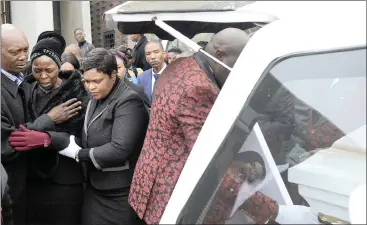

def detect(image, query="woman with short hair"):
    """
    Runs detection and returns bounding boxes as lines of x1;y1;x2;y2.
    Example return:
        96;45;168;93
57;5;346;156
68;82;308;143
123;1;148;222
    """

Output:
57;48;150;225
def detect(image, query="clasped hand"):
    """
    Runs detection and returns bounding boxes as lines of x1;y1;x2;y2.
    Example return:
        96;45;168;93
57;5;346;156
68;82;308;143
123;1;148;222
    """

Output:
58;135;81;160
8;125;51;151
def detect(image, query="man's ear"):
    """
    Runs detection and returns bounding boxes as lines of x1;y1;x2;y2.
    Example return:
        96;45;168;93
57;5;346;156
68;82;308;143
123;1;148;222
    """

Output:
215;49;225;61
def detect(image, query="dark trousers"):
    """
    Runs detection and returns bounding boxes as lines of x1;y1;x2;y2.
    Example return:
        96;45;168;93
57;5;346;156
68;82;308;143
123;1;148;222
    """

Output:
10;189;26;225
81;186;145;225
27;179;83;225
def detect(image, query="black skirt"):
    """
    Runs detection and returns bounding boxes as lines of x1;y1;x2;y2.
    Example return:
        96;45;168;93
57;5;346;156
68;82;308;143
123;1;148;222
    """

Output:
81;186;145;225
27;179;83;225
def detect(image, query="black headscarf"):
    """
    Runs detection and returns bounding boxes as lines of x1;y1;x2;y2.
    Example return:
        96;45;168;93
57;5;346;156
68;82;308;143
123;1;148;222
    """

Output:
30;31;66;68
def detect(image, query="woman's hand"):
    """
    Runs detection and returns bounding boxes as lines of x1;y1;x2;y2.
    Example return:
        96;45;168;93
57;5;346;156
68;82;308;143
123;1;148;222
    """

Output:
8;125;51;151
47;98;82;124
58;135;81;160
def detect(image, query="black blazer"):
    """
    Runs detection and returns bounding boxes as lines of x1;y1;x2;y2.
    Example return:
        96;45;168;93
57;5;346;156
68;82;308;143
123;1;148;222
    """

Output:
52;78;149;191
133;36;151;71
1;73;54;206
26;70;89;184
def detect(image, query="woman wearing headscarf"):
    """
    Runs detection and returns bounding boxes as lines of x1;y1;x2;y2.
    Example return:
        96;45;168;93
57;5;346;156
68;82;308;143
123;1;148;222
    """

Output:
53;48;149;225
8;31;89;224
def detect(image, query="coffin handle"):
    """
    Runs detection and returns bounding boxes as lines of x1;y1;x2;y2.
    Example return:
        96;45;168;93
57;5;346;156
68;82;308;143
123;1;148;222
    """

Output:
318;213;350;224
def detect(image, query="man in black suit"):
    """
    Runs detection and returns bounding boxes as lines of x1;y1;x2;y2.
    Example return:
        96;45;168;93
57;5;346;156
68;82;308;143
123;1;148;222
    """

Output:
129;34;151;71
1;24;82;225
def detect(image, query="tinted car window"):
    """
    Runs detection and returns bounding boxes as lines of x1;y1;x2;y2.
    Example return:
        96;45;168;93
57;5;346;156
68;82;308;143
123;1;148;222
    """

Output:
177;47;366;224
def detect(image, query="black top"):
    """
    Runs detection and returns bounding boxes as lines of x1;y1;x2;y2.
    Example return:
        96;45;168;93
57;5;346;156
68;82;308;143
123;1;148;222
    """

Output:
26;70;89;184
52;78;150;192
133;36;151;71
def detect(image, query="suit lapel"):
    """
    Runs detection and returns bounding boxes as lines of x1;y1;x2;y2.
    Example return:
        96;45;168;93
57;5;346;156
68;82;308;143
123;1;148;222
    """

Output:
146;70;153;98
84;80;125;136
1;73;19;98
134;36;146;50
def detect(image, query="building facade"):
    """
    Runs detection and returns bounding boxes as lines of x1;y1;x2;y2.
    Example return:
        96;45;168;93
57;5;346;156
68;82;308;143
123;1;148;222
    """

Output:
90;1;160;49
1;1;92;58
90;1;126;49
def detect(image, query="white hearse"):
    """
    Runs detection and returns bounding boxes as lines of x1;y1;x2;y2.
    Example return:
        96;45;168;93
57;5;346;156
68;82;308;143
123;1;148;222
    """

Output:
105;1;366;224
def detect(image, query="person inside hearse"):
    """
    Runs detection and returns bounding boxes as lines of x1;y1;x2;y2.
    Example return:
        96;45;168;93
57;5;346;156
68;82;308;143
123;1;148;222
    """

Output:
129;27;317;225
285;78;366;206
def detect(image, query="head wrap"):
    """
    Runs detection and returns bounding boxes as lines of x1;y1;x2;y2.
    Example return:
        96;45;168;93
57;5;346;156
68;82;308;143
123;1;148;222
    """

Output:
30;31;66;68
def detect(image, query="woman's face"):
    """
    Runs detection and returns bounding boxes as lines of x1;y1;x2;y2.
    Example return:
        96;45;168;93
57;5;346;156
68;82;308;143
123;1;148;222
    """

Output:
32;55;60;90
82;68;116;100
115;56;126;79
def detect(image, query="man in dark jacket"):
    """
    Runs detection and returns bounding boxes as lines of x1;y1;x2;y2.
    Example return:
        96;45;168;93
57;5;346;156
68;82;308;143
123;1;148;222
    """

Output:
74;28;95;58
1;24;82;225
130;34;151;71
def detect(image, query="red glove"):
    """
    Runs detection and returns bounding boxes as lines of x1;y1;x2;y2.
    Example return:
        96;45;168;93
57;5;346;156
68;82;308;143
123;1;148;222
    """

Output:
8;125;51;151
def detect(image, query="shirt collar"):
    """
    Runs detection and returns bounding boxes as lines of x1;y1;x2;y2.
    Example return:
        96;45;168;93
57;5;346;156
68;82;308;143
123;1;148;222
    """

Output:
193;53;220;89
1;69;24;86
152;63;167;75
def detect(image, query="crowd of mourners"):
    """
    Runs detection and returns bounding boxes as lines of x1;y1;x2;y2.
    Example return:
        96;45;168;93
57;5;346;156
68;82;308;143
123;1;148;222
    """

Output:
1;21;347;225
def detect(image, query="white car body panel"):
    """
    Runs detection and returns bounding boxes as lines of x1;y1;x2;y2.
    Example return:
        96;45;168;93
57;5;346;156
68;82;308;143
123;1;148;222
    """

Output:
160;2;366;224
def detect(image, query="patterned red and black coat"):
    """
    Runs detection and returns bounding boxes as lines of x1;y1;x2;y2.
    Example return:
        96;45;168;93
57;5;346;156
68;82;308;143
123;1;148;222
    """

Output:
129;56;280;224
128;56;220;224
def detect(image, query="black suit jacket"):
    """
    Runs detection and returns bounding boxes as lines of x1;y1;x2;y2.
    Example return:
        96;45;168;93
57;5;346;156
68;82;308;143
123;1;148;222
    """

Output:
51;78;149;192
133;36;151;71
26;70;89;185
1;73;54;223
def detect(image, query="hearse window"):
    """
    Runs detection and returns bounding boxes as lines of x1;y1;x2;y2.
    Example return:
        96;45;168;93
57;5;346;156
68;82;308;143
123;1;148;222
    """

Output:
177;47;366;224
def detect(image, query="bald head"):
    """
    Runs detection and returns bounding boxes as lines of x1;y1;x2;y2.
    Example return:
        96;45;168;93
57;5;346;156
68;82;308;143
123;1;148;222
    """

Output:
145;40;164;52
205;28;250;88
65;44;82;60
1;24;29;74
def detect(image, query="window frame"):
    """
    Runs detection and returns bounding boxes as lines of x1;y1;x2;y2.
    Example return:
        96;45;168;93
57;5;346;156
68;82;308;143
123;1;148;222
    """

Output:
103;30;116;49
166;46;366;224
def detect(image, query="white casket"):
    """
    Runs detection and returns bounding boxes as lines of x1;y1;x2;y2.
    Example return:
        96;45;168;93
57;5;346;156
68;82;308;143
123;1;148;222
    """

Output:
288;125;366;223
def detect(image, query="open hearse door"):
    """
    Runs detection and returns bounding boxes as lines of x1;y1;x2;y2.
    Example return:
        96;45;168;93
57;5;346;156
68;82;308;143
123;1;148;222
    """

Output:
104;1;366;224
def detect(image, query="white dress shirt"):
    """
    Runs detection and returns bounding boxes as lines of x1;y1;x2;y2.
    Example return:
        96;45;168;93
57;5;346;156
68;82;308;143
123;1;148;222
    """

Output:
151;63;167;91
